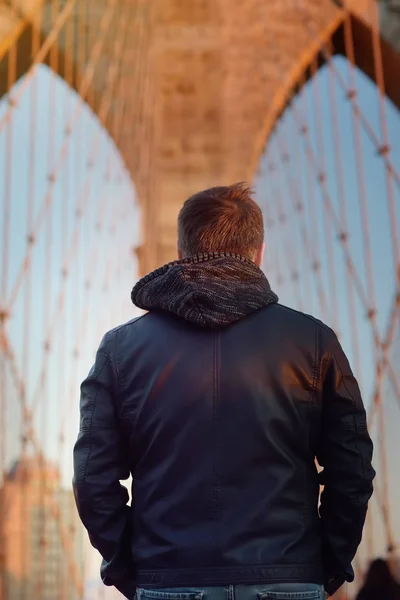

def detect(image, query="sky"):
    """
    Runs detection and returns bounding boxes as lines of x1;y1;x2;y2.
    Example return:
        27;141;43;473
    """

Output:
0;54;400;594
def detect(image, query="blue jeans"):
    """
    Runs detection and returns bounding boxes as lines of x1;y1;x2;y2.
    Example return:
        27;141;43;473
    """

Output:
136;584;327;600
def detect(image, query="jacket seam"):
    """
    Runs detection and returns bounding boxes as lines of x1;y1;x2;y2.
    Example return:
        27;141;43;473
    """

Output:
279;304;327;405
135;564;323;585
110;313;149;334
111;328;122;391
136;564;318;573
330;349;356;407
81;331;111;480
212;332;221;546
320;348;331;383
310;326;319;404
330;346;367;486
111;316;147;384
277;304;334;333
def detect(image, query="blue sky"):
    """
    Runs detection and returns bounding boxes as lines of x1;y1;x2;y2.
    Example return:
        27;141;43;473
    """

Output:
1;55;400;592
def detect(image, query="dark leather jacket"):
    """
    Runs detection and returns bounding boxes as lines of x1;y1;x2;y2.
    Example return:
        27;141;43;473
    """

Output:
73;253;375;599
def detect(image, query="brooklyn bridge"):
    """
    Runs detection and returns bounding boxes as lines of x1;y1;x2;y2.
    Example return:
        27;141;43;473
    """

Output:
0;0;399;598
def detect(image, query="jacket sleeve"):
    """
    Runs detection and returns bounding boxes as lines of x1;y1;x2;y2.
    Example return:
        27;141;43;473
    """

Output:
316;326;375;595
73;331;136;599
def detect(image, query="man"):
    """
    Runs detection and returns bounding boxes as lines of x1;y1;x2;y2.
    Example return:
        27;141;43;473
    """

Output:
73;183;375;600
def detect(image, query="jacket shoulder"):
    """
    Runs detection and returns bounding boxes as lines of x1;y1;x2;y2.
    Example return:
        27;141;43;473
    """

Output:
267;303;338;347
102;313;150;344
274;303;334;331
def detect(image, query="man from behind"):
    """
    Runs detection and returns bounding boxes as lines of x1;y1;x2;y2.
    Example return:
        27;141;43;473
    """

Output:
73;183;375;600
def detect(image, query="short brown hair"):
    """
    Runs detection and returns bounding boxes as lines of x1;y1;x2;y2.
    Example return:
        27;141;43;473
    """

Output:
177;182;264;259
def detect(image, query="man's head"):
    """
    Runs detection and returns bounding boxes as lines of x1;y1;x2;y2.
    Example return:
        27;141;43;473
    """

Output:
177;182;265;266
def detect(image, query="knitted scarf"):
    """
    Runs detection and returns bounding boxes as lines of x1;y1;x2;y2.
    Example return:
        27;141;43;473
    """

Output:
131;252;279;329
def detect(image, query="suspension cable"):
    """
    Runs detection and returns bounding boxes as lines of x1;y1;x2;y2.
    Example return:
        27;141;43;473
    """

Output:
273;127;331;318
258;160;287;297
263;151;304;310
293;0;400;191
256;1;395;563
27;3;134;421
288;96;400;410
0;0;77;134
310;56;341;333
326;35;362;379
5;0;119;314
0;2;138;597
36;2;61;595
366;0;400;285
